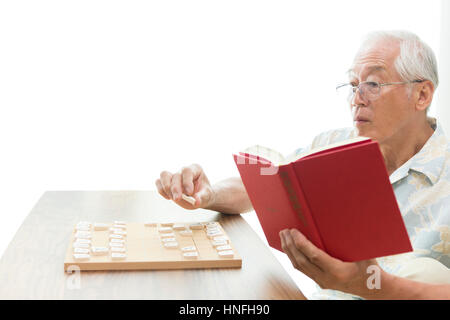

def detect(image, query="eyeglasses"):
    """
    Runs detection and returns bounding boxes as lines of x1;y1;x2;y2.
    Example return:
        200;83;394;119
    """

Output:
336;79;425;103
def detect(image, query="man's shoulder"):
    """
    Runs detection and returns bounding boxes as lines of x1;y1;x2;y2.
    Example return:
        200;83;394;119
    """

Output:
310;126;358;150
291;126;357;157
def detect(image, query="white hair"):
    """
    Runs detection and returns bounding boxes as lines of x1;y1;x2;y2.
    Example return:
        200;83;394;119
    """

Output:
356;30;439;89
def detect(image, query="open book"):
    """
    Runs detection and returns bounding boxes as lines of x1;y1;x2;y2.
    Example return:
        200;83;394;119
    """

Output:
233;137;412;262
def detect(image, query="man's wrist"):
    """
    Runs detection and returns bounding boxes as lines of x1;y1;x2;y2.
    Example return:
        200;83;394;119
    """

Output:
360;270;397;299
203;185;218;211
360;270;430;300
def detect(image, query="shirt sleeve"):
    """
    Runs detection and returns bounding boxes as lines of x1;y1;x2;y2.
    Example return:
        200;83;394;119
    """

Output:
287;126;357;160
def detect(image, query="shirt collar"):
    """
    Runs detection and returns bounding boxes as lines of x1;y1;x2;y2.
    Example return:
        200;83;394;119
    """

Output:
390;117;448;185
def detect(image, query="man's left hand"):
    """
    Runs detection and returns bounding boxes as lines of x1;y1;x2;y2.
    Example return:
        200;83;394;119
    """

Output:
280;228;381;298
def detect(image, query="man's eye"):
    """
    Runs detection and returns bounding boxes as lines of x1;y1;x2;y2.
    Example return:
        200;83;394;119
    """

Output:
366;81;378;88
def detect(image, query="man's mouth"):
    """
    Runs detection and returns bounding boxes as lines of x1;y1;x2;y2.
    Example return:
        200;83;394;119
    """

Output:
351;107;371;123
354;116;370;123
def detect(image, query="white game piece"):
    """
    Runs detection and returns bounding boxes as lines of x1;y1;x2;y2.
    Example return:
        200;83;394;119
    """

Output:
75;223;91;230
160;232;176;238
207;231;224;239
77;221;91;227
189;223;203;230
112;224;126;230
109;234;124;239
172;224;186;231
73;247;90;254
213;236;228;242
218;250;234;258
206;225;220;232
110;238;125;243
181;246;197;252
113;230;127;236
109;242;124;247
75;230;91;236
111;247;126;253
73;253;90;260
207;232;223;238
216;244;232;251
73;242;90;248
206;232;223;239
158;227;173;233
73;238;91;244
144;222;157;227
91;247;109;256
93;223;109;231
211;239;228;247
76;225;90;231
181;194;196;205
206;229;222;235
114;221;126;225
111;253;127;260
179;230;193;236
160;222;174;227
161;237;177;243
183;252;198;259
163;242;179;249
205;222;218;228
74;231;92;239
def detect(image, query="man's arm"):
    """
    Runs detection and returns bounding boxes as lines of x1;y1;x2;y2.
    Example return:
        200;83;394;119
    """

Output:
206;177;253;214
369;272;450;300
280;228;450;300
156;164;253;214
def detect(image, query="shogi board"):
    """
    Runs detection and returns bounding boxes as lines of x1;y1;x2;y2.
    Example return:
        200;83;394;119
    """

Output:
64;222;242;271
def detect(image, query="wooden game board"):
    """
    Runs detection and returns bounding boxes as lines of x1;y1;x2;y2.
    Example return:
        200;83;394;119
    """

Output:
64;221;242;271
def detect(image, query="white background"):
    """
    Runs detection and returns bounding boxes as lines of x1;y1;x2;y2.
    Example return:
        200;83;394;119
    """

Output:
0;0;443;298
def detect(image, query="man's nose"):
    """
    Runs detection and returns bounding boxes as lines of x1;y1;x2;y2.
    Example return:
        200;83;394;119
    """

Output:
351;87;368;106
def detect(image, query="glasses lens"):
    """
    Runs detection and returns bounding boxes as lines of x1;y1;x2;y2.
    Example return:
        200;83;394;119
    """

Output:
360;82;380;100
336;81;381;104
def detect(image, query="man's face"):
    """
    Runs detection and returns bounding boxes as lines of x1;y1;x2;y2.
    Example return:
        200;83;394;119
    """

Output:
348;40;416;143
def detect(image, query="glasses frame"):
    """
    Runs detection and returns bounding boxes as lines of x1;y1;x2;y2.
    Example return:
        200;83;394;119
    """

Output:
336;79;425;102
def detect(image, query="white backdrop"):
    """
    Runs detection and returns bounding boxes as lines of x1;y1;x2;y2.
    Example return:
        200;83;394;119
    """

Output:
0;0;442;299
437;0;450;133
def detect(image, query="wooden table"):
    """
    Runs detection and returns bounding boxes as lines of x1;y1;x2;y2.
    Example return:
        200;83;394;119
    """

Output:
0;191;305;299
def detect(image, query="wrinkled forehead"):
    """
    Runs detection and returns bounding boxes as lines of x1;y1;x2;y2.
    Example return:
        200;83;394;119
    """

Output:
347;65;388;80
348;39;400;80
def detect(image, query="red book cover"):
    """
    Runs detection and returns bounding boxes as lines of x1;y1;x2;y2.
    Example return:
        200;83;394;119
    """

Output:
233;140;412;262
233;153;324;252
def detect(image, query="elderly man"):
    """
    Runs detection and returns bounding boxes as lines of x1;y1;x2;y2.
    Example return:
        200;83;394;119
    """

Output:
156;30;450;299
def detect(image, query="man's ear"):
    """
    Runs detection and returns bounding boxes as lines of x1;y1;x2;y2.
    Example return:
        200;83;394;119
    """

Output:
415;80;435;112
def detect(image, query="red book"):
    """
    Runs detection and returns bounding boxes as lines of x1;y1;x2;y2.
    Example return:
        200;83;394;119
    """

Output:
233;138;412;262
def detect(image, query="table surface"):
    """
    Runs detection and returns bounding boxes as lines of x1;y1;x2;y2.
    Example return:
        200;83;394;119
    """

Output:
0;191;305;299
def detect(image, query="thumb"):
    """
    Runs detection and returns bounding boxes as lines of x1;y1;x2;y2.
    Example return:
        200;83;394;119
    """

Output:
193;188;212;208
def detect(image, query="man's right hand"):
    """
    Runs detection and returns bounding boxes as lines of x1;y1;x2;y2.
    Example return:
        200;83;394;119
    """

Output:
155;164;215;210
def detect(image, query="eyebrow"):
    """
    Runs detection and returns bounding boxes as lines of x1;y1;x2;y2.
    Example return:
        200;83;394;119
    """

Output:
347;65;387;79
